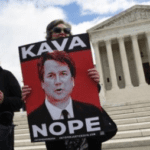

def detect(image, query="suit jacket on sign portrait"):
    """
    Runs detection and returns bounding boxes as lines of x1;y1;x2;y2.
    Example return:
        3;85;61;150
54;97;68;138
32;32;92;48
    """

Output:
28;99;117;143
28;99;102;137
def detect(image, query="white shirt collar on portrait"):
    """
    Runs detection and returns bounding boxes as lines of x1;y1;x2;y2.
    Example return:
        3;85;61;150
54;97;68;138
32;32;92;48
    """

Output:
45;97;74;120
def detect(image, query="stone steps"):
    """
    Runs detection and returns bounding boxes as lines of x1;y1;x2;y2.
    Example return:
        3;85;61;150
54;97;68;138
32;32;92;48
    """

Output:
14;120;150;132
15;146;46;150
104;101;150;111
14;128;150;140
15;129;29;134
118;121;150;131
15;133;30;140
114;129;150;139
114;116;150;125
111;111;150;120
14;99;150;150
103;99;150;108
102;136;150;150
14;109;150;122
15;139;45;147
102;146;150;150
14;115;150;127
108;106;150;115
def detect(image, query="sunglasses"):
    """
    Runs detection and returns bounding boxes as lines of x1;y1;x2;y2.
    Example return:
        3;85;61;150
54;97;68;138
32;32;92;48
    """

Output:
52;27;71;34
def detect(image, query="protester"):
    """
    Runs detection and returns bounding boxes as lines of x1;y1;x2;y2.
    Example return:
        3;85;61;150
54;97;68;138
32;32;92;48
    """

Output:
22;19;117;150
0;66;23;150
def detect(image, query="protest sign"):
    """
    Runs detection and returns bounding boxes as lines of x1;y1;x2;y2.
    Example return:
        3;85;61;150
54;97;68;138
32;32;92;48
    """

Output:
19;33;102;142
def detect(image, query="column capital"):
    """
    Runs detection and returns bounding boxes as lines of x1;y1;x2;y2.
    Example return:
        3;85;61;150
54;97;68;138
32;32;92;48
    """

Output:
117;34;124;38
117;36;124;41
130;33;138;39
104;38;112;44
92;41;99;46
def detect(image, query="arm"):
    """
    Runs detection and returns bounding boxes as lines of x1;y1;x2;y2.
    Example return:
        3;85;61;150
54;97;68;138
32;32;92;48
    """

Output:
0;71;23;111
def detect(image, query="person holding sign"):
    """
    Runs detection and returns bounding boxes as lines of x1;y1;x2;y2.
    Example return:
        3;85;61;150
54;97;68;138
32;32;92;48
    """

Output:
22;19;117;150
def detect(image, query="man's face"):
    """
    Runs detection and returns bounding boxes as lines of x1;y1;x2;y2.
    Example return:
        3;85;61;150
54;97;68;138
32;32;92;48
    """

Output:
41;60;74;103
51;24;70;40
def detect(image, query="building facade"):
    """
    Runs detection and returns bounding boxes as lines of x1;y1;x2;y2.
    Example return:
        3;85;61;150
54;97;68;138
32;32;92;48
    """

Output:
87;5;150;104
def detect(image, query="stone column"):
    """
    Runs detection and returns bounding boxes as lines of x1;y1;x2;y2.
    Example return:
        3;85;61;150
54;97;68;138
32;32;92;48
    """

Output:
118;36;133;87
105;39;119;89
92;42;106;91
145;31;150;65
131;34;147;85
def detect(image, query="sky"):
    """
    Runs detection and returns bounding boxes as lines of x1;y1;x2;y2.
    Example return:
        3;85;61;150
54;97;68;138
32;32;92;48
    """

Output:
0;0;150;85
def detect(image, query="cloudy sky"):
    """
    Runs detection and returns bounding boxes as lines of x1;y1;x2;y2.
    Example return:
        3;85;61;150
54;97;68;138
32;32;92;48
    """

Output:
0;0;150;85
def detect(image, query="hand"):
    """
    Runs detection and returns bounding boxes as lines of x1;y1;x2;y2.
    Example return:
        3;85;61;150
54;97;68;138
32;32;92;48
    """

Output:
22;85;32;103
0;90;4;104
87;67;100;83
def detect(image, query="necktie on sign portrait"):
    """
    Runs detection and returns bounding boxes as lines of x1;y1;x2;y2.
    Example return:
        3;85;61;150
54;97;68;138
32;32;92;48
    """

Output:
62;110;68;120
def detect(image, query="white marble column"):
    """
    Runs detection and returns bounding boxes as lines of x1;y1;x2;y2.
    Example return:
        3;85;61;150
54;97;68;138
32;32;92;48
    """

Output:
131;34;147;85
92;42;106;91
145;31;150;65
118;36;133;87
105;39;119;89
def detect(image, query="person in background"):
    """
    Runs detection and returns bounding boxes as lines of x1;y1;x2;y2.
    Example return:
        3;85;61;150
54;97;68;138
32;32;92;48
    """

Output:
22;19;116;150
0;66;23;150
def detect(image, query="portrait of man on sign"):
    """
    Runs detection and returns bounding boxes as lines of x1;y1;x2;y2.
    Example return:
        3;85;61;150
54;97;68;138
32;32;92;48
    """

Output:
28;50;102;142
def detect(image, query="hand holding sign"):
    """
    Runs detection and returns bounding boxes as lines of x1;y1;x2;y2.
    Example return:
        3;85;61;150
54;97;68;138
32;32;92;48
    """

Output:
0;90;4;104
88;67;100;83
22;85;32;102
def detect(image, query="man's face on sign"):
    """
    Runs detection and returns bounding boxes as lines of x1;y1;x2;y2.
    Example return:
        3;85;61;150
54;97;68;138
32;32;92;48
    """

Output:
41;60;74;103
51;24;70;40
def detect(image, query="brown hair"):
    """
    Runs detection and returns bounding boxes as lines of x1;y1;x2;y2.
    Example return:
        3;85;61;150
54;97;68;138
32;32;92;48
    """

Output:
37;51;76;82
46;19;72;40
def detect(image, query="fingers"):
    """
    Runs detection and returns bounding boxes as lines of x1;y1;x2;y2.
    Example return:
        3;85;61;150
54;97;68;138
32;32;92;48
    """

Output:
87;67;97;71
89;75;100;83
88;71;99;76
22;85;31;91
93;78;100;82
88;68;98;75
0;91;4;103
22;85;32;102
87;68;100;83
89;75;100;79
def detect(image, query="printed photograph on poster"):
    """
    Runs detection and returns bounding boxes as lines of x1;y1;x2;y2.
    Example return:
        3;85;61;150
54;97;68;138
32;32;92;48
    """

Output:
19;33;102;142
